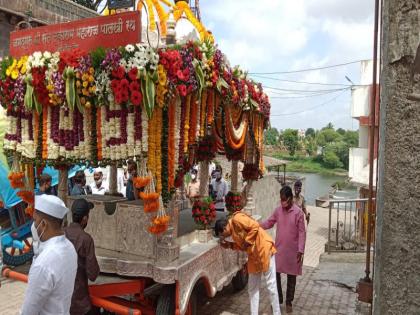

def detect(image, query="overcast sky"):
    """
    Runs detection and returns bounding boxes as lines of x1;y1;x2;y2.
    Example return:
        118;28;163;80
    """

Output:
200;0;375;131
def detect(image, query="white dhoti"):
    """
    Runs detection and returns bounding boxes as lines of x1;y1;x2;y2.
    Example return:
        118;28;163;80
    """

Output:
248;255;281;315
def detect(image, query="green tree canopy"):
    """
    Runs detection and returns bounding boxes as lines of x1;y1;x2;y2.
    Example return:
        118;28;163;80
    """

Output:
282;129;300;156
264;127;280;146
305;128;315;138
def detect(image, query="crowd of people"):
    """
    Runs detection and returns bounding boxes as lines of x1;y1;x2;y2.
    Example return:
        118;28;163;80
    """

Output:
27;161;308;315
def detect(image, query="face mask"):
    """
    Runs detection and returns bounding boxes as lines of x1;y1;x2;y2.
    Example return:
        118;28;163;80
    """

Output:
31;220;46;256
191;174;196;180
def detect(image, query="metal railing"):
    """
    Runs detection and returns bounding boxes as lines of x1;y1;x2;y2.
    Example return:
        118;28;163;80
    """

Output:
327;198;375;254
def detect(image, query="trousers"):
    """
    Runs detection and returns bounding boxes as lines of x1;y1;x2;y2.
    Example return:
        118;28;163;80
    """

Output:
248;255;281;315
276;273;297;305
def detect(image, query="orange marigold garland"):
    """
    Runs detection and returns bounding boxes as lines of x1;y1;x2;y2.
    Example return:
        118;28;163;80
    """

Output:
183;94;191;153
96;106;103;160
206;89;214;126
200;89;208;137
148;197;170;235
41;104;48;160
188;93;198;145
8;172;25;189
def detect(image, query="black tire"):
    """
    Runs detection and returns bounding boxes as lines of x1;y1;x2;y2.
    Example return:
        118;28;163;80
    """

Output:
232;265;248;292
187;289;198;315
2;247;33;267
156;285;175;315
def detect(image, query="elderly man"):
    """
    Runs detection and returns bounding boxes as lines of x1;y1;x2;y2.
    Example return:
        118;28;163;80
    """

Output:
90;169;107;195
21;195;77;315
215;212;281;315
65;199;100;315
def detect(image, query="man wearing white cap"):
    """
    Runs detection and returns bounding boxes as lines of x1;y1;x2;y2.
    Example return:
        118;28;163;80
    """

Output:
21;195;77;315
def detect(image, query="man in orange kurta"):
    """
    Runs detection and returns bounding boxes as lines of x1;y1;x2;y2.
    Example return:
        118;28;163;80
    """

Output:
215;212;281;315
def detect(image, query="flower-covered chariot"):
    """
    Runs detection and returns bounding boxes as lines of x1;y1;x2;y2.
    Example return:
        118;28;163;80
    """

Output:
1;3;270;314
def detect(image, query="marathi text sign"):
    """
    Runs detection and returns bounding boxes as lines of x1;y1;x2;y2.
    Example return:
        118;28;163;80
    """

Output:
9;11;141;57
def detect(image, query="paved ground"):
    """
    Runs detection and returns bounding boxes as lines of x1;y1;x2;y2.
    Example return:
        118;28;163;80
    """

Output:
0;205;371;314
195;206;371;315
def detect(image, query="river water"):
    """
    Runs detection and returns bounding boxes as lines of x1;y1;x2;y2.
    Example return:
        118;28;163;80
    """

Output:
287;172;358;206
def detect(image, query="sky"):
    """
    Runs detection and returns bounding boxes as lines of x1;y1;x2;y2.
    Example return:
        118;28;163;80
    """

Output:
199;0;375;131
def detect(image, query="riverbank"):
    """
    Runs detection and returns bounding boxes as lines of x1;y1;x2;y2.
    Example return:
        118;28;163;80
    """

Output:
270;153;348;177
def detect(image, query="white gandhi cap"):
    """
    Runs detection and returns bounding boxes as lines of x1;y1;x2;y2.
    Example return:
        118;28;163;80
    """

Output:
34;195;69;219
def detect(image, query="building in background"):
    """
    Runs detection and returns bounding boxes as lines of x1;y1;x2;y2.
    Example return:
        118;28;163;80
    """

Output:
0;0;97;58
348;60;379;198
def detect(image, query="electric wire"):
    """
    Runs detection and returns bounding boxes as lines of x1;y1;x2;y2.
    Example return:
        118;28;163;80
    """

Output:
249;60;366;75
270;90;347;116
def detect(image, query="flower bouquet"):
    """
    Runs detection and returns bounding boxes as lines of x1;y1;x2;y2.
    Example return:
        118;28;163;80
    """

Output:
225;191;242;215
192;197;216;229
242;163;261;181
196;135;216;162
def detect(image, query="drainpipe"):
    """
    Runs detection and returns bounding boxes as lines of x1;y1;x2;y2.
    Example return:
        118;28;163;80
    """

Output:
365;0;381;283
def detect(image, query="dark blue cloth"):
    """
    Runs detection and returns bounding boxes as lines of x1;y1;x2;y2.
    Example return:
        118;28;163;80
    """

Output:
126;178;135;201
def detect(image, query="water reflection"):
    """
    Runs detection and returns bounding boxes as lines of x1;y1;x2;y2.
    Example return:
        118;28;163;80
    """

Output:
287;172;358;206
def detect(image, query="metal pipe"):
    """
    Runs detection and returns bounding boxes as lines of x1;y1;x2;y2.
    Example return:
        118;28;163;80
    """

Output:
336;202;340;248
2;268;28;283
328;202;332;254
365;0;380;282
90;296;141;315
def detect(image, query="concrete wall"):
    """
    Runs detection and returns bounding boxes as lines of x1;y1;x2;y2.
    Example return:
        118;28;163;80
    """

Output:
251;174;281;239
374;1;420;314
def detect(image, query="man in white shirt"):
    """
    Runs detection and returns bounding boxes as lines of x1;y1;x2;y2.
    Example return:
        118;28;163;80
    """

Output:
211;166;229;212
90;169;107;195
21;194;77;315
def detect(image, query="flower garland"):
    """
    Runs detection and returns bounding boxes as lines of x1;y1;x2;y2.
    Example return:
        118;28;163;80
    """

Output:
199;89;207;137
196;135;216;162
192;197;216;229
168;97;176;189
183;94;191;153
225;191;242;215
188;93;198;145
161;107;171;204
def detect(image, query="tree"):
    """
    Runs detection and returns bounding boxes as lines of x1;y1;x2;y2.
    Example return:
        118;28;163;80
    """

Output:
305;137;317;156
282;129;299;156
337;128;346;136
305;128;315;138
316;128;341;147
322;146;343;169
344;130;358;147
322;122;334;130
264;127;280;146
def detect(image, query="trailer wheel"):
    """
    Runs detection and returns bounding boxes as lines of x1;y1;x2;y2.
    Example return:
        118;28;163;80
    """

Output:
156;285;175;315
232;264;248;291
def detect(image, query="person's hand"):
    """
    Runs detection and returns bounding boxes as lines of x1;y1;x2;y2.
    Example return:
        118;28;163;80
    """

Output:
297;252;304;264
306;213;310;224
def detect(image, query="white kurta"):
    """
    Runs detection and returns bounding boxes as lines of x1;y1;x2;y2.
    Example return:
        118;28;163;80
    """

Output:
21;235;77;315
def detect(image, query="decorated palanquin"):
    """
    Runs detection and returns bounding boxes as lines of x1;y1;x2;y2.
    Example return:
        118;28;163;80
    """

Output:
0;20;269;207
0;3;271;314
